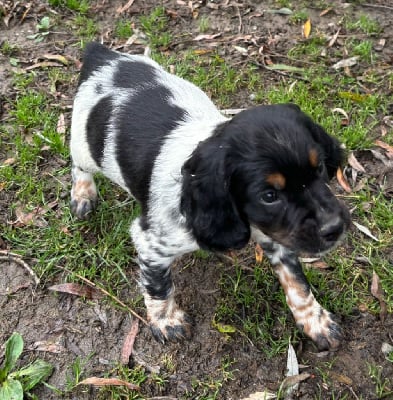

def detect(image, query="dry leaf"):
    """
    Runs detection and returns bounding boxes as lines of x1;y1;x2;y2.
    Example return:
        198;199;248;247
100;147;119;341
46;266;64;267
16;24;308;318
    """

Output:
281;373;311;390
43;54;69;65
78;377;139;390
121;319;139;364
233;45;248;55
193;49;214;55
241;390;277;400
328;28;341;47
310;260;329;269
328;371;353;385
332;107;350;126
255;243;264;264
352;221;379;242
348;152;366;173
375;140;393;158
24;61;63;71
30;340;66;354
302;18;311;38
285;343;300;395
374;38;386;52
14;206;47;227
266;8;293;15
336;167;352;193
319;7;333;17
193;33;222;41
332;56;359;70
56;113;66;134
11;201;58;227
381;342;393;356
3;157;16;166
116;0;135;14
49;283;103;300
371;270;387;321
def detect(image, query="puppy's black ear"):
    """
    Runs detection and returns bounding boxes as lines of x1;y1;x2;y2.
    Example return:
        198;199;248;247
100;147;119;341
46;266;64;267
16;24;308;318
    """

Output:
307;119;344;179
181;130;250;252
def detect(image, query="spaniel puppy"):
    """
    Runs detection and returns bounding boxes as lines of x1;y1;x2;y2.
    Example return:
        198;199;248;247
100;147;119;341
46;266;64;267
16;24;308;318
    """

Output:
70;42;350;350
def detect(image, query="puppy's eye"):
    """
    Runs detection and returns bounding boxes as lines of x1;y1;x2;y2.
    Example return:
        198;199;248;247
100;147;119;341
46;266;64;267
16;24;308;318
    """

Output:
261;189;278;204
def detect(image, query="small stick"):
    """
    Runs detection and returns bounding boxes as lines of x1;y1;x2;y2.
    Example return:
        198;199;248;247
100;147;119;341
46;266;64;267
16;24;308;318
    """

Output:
56;265;148;325
0;251;40;285
363;3;393;11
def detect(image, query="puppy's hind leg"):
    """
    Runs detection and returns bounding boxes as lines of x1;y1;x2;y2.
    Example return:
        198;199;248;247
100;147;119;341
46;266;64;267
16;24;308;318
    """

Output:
70;165;98;219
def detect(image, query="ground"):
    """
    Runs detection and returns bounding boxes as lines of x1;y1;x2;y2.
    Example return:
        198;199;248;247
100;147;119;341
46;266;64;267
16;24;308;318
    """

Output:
0;0;393;399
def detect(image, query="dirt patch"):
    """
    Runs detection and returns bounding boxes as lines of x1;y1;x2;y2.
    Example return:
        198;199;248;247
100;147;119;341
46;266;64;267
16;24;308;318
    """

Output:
1;0;393;399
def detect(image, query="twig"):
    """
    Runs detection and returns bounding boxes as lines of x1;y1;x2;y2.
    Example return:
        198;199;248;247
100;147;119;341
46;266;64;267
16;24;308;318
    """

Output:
0;251;40;285
346;385;360;400
363;3;393;11
235;4;242;34
116;0;135;14
56;265;148;325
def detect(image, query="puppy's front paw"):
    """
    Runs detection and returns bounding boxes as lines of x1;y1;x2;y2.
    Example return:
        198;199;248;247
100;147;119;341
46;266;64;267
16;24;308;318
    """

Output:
149;310;193;344
145;294;193;344
299;309;343;350
70;196;97;220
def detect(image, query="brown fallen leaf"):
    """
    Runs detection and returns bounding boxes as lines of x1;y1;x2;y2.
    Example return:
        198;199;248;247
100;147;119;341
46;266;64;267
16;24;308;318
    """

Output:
281;372;311;390
42;54;69;65
116;0;135;14
48;283;103;300
30;340;66;354
332;56;359;70
328;28;341;48
371;270;387;322
255;243;264;264
24;61;63;71
121;319;139;365
348;152;366;173
374;139;393;159
2;157;16;166
336;167;352;193
302;18;311;38
319;7;333;17
56;113;66;134
193;33;222;41
352;221;379;242
10;201;58;227
241;390;277;400
77;377;139;390
328;371;353;386
310;260;329;269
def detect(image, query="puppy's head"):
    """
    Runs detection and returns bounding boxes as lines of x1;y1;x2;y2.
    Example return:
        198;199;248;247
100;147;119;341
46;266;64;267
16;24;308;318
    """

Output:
181;104;350;255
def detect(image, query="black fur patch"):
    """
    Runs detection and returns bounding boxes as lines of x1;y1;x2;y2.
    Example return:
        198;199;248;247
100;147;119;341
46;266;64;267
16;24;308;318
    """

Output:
116;86;187;211
113;59;157;89
79;42;120;86
86;95;112;167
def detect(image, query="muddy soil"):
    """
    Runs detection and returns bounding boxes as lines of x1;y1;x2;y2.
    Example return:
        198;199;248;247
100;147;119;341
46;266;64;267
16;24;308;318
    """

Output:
1;1;393;399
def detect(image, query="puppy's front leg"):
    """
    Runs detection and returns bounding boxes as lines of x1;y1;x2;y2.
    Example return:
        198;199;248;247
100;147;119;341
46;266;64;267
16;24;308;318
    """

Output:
260;240;342;350
131;219;193;343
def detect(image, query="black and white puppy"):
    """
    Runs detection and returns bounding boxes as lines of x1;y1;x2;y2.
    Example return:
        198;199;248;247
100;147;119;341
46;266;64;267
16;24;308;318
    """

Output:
70;42;350;350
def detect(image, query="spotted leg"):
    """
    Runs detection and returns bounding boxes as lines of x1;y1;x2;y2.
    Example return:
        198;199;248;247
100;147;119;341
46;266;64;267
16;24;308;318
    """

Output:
260;239;342;350
70;165;98;219
131;218;193;343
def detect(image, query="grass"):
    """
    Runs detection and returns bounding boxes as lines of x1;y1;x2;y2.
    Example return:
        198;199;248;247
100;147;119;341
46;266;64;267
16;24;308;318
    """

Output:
1;2;392;399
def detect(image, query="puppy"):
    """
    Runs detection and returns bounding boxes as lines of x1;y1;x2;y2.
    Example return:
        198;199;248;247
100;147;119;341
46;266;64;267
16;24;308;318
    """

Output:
70;42;350;350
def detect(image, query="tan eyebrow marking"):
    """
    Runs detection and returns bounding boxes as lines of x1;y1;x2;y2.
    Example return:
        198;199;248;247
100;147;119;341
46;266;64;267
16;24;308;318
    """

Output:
266;173;286;189
309;148;319;168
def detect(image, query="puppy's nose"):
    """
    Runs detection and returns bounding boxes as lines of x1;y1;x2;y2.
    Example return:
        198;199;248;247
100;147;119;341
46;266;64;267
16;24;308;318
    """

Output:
320;217;344;242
